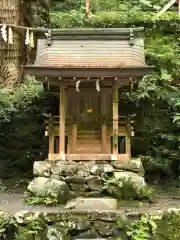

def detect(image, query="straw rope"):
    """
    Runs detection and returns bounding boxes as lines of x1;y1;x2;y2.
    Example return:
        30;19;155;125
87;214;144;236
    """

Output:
0;0;22;88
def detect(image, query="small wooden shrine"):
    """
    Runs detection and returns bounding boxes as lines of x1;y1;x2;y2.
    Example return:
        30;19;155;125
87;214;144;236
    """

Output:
25;28;153;161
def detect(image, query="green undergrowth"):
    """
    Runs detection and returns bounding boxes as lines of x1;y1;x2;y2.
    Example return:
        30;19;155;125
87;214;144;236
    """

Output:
127;210;180;240
24;192;59;206
0;209;180;239
103;177;155;202
24;176;155;206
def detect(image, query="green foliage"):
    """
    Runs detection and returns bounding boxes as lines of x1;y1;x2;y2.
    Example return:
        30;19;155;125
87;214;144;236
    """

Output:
24;194;59;206
0;77;49;177
103;177;154;201
127;210;180;240
51;1;180;181
0;211;16;239
14;215;47;240
127;214;160;240
2;0;180;179
155;210;180;240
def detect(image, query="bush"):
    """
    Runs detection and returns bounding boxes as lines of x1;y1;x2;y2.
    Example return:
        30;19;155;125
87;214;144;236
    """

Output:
0;77;49;177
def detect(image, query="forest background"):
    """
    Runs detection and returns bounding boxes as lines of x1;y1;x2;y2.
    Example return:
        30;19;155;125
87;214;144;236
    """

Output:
0;0;180;183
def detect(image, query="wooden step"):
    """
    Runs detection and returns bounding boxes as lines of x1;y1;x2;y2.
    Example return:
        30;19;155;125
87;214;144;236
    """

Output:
76;150;101;154
78;130;100;135
77;139;101;143
77;135;101;140
77;144;101;149
66;154;112;161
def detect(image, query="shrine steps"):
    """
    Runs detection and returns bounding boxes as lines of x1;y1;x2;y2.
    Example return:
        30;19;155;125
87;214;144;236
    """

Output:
67;133;102;154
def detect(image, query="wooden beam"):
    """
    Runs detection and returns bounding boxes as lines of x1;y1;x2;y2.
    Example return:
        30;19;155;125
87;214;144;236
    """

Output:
125;116;131;160
59;87;65;158
101;123;108;153
112;82;119;157
71;123;77;153
25;66;154;78
48;132;54;157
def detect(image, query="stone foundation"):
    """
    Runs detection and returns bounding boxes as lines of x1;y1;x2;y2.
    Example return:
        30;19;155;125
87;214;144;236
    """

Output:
1;209;180;239
25;158;150;205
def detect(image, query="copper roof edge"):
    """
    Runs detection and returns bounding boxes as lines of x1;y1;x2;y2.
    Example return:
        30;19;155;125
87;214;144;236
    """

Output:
36;27;144;37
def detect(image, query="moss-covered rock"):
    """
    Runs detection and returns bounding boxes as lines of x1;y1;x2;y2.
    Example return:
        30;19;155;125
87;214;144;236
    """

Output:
26;177;70;205
0;209;180;239
26;161;149;205
103;176;154;201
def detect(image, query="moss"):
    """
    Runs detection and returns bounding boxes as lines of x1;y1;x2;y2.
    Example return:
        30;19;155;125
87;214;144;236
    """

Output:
24;192;58;206
14;215;47;240
1;209;180;239
43;212;73;224
103;177;154;201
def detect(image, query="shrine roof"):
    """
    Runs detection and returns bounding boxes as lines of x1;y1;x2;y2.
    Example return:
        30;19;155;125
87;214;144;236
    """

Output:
25;28;154;77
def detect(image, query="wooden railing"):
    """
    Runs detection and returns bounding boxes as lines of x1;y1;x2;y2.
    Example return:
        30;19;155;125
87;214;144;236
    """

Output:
44;114;136;125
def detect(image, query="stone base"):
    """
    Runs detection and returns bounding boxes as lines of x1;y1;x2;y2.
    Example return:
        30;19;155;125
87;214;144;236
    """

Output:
66;154;112;161
65;198;118;210
25;158;149;205
2;208;180;239
47;153;130;161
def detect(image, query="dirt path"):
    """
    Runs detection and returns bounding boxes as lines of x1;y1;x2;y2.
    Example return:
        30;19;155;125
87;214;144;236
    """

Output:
0;192;180;214
0;178;180;214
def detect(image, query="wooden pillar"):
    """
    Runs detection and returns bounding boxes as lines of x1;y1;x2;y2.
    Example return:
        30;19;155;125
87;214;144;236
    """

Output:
112;83;119;157
125;116;131;160
49;132;54;156
101;123;107;153
59;87;65;158
71;123;77;153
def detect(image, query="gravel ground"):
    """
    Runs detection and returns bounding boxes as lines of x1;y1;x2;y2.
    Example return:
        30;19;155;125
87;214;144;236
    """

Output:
0;191;180;214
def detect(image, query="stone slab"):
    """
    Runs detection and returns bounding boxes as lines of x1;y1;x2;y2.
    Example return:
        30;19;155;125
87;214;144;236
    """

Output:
65;198;118;210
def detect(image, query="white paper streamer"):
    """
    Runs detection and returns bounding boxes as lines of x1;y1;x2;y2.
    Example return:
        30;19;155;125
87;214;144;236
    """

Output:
96;79;100;92
25;28;30;45
1;25;7;42
8;27;13;44
75;80;81;92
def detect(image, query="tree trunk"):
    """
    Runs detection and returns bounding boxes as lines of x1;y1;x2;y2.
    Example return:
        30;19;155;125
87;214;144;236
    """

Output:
0;0;24;88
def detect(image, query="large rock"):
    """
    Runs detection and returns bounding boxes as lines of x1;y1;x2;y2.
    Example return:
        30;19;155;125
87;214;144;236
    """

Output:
27;177;50;197
90;164;103;175
94;221;122;237
68;218;91;233
103;164;114;174
33;161;51;177
27;177;70;204
87;176;104;191
112;158;144;175
69;183;89;196
48;179;70;204
46;226;71;240
76;163;91;178
65;198;118;210
74;229;100;238
114;171;146;190
65;175;86;184
14;211;42;224
51;161;76;176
